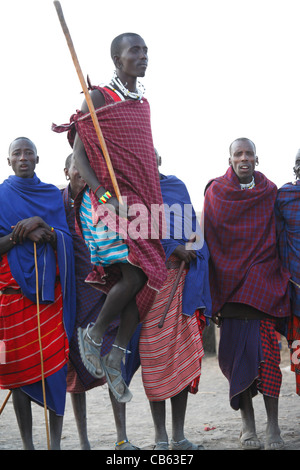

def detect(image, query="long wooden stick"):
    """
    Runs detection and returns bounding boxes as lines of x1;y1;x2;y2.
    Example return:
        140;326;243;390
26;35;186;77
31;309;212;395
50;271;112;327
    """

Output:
34;243;50;450
53;1;123;204
158;260;185;328
0;390;12;416
158;235;196;329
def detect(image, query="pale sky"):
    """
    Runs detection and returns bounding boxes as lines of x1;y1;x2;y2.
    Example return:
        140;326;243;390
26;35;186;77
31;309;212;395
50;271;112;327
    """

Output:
1;0;300;211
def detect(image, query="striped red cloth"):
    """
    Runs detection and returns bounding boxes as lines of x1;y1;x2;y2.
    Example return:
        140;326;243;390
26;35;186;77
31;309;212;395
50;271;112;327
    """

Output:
0;254;69;389
139;259;205;401
204;167;291;318
53;87;167;321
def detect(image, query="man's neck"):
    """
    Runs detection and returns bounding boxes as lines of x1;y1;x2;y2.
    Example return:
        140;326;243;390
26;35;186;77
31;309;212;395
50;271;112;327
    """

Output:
116;73;137;92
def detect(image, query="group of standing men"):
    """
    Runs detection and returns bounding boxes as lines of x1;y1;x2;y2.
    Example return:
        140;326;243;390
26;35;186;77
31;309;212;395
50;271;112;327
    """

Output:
0;32;299;451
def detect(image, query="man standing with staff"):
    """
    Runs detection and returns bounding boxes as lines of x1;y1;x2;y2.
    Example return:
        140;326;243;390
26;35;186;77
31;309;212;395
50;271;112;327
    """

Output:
204;137;291;450
53;31;167;405
0;137;76;449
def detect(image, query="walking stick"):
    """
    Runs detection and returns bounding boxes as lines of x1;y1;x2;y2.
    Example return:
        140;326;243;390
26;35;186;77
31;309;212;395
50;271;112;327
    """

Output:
158;235;196;329
158;260;186;329
34;242;51;450
53;1;123;204
0;390;12;416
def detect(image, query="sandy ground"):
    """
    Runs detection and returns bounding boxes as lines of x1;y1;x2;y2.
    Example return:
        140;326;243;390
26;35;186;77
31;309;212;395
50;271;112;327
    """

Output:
0;335;299;453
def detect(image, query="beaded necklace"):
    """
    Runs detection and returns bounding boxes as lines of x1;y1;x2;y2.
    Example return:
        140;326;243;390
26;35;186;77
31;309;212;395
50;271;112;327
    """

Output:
106;71;145;102
240;176;255;190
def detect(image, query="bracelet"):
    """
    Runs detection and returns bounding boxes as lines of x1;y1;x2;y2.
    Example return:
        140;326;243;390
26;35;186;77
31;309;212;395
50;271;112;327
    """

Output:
115;439;129;447
99;191;112;204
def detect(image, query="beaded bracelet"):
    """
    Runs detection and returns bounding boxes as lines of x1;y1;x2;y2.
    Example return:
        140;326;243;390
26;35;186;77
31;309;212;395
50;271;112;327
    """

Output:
99;191;112;204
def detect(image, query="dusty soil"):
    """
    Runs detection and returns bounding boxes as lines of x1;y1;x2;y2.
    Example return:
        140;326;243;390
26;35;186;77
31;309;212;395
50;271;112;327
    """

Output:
0;336;299;452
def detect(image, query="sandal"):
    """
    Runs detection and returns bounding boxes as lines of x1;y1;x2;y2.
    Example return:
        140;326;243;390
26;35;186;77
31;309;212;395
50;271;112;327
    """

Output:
154;441;169;450
115;439;140;450
170;438;204;450
101;352;133;403
239;431;262;450
78;324;104;379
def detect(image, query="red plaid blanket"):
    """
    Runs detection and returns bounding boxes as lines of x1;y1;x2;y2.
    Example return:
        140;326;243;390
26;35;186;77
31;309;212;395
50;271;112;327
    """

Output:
53;87;167;320
204;166;291;318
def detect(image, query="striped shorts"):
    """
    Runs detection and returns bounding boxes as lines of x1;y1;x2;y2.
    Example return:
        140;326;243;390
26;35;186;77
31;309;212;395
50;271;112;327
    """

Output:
79;188;129;266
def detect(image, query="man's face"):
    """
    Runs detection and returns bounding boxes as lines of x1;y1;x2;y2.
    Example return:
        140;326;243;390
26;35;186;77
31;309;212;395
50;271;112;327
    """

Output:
229;140;258;184
8;138;38;178
117;35;148;78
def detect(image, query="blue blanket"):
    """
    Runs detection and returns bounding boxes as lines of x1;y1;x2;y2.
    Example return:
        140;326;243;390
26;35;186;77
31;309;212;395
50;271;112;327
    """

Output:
0;174;76;414
160;174;211;318
276;182;299;316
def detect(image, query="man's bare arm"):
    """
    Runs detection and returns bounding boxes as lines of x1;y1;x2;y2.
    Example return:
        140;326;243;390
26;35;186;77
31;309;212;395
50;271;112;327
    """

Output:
72;89;121;213
0;233;16;255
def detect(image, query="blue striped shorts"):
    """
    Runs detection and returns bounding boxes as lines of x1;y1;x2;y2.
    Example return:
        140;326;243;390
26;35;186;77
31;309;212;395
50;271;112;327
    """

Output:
79;188;129;266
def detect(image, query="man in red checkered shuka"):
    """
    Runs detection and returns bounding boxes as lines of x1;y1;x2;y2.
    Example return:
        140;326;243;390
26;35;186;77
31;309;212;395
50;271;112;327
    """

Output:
204;137;291;450
53;33;167;409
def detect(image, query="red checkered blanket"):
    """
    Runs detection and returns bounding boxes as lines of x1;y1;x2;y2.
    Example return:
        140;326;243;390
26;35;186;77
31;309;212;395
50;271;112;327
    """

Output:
53;87;167;320
204;166;291;318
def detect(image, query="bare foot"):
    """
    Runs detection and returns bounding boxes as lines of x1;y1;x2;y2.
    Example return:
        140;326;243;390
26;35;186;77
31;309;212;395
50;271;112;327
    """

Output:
265;425;284;450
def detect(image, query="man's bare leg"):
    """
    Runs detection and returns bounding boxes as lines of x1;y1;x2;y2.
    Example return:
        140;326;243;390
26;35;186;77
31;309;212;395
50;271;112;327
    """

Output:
83;264;146;379
170;387;188;442
91;264;146;340
149;388;195;449
239;388;261;449
110;390;127;444
49;410;63;450
149;400;168;447
12;389;34;450
70;392;90;450
12;389;64;450
263;396;284;449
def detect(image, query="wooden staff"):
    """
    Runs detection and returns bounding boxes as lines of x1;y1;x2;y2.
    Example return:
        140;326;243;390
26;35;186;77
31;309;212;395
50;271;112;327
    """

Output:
158;235;196;329
290;278;300;289
53;1;123;204
34;242;50;450
158;260;186;328
0;390;12;416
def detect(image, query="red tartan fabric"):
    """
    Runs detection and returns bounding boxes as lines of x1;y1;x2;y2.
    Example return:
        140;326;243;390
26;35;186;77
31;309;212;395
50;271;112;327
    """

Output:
52;87;167;320
257;318;282;398
204;167;291;318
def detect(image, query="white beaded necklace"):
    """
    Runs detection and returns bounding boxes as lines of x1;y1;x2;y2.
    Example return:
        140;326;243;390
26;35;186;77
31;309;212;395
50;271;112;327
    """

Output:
108;72;145;101
240;176;255;190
